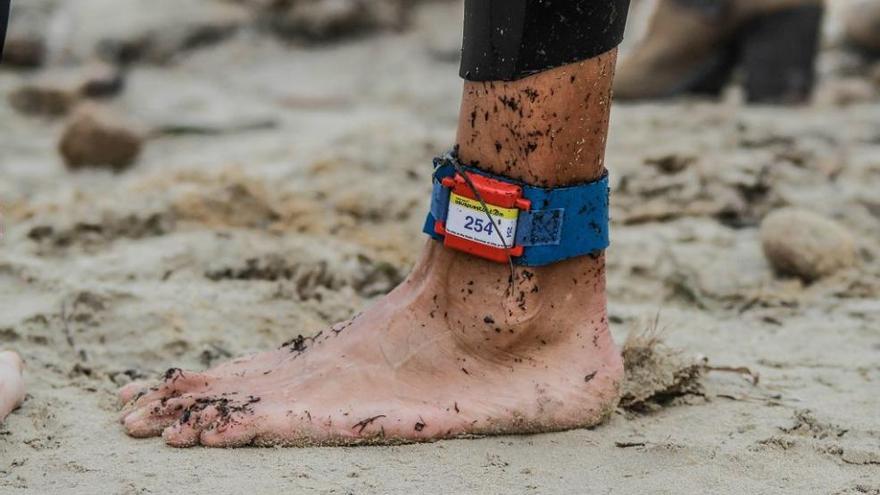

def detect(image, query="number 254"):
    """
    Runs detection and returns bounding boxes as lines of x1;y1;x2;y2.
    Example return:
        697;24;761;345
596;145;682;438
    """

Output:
463;215;494;235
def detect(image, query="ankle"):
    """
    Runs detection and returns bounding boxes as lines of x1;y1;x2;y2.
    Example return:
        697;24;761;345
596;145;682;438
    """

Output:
415;244;608;358
428;51;614;357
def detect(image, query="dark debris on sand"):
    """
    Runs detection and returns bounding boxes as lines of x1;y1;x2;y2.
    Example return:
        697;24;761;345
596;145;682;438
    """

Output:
619;329;706;413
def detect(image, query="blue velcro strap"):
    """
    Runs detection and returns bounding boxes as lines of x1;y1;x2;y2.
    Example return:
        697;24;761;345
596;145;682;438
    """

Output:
430;181;450;223
423;152;610;267
516;209;565;246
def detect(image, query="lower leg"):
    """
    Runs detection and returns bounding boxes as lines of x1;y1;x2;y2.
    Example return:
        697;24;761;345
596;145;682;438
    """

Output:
0;0;8;60
615;0;824;103
457;53;615;186
119;10;624;448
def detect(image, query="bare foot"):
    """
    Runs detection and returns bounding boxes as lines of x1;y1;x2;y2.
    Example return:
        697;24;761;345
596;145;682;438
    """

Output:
119;243;622;447
0;351;26;423
120;47;623;448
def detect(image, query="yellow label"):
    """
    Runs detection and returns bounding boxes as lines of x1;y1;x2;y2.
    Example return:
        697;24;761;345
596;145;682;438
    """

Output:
445;193;519;248
449;193;519;220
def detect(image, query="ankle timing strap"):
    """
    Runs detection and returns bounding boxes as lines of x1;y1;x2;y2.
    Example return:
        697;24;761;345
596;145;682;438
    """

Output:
423;152;610;266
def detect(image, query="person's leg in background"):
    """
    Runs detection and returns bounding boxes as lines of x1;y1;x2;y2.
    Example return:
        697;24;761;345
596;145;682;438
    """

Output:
118;0;630;447
616;0;825;104
0;0;9;59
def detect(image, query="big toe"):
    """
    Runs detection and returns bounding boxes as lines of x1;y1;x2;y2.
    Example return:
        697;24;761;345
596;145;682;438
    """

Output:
0;351;24;372
0;350;26;421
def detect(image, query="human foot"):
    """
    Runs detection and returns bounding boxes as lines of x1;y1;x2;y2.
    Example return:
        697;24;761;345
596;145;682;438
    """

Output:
119;243;621;446
120;46;626;447
0;351;26;423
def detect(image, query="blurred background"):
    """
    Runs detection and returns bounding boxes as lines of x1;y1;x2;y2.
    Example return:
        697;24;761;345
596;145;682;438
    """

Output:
0;1;878;493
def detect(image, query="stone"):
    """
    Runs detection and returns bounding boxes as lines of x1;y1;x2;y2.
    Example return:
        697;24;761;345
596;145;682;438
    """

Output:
8;83;78;117
1;0;58;67
52;0;250;64
7;63;125;117
58;105;144;172
760;208;857;282
77;62;126;98
252;0;407;41
2;38;47;68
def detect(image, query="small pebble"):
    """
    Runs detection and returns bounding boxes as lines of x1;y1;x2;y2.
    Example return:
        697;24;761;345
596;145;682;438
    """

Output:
8;84;78;117
8;64;125;117
58;104;144;172
760;208;856;282
1;37;46;68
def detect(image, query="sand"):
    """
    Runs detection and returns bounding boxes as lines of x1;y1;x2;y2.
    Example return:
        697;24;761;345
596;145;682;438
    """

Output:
1;1;878;493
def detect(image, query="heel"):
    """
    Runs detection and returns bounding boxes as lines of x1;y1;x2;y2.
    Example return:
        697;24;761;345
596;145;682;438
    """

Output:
739;5;825;104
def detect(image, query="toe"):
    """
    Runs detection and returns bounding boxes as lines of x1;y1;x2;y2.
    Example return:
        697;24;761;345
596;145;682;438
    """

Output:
162;404;219;447
121;397;197;437
162;421;201;447
199;413;257;448
123;404;172;438
200;422;256;448
124;370;213;410
0;351;26;421
117;380;151;405
155;370;213;398
0;351;24;372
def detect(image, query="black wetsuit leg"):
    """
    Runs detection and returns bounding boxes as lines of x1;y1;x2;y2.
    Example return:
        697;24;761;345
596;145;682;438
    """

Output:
460;0;631;82
0;0;10;60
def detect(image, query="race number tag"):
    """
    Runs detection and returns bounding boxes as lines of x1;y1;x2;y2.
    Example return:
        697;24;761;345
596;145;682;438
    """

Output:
444;192;519;249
